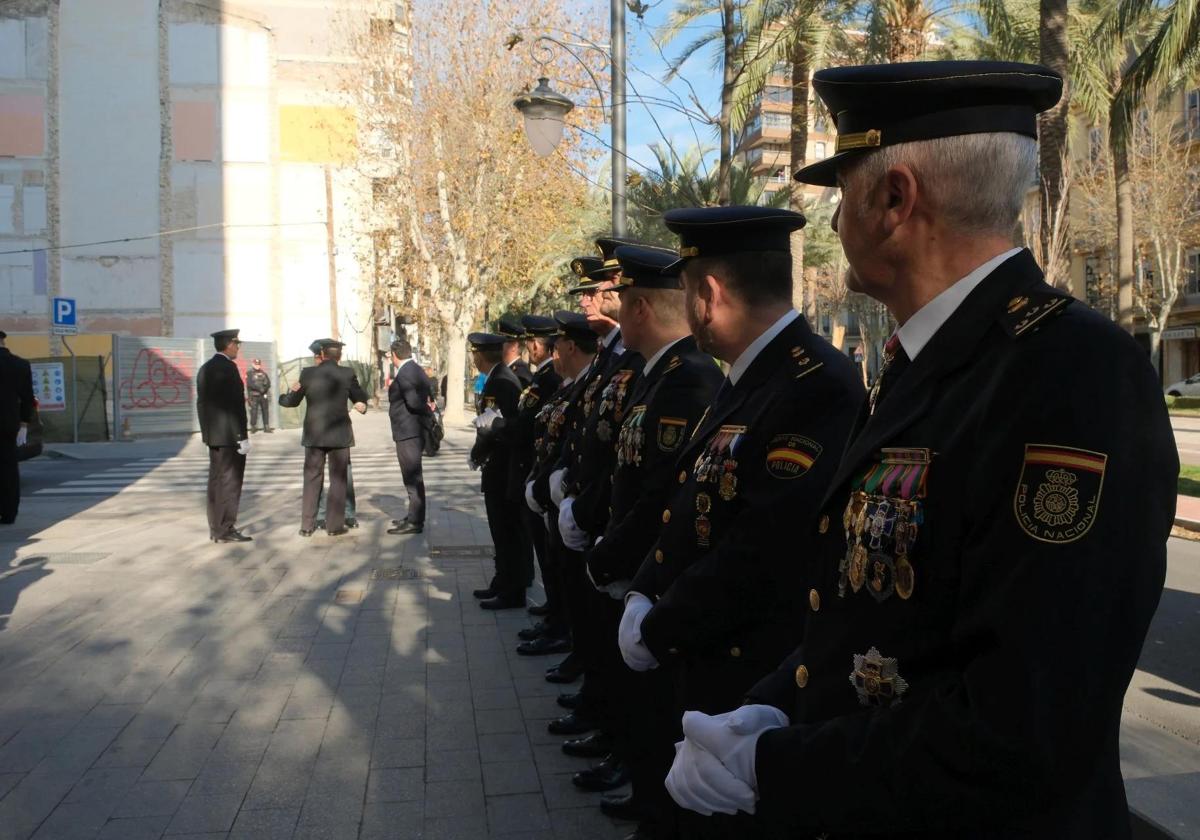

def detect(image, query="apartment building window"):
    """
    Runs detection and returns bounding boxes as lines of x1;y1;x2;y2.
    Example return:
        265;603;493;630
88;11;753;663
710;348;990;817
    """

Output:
764;112;790;129
1187;250;1200;296
813;115;828;134
814;141;827;159
745;114;762;135
1085;255;1105;307
771;168;788;183
1188;89;1200;139
764;86;792;105
771;61;791;79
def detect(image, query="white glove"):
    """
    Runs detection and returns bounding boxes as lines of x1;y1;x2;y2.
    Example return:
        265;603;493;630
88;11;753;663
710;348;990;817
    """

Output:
549;468;567;507
15;427;27;447
558;496;590;551
237;438;251;456
681;705;789;793
618;592;659;671
524;480;544;514
473;407;501;431
665;738;757;816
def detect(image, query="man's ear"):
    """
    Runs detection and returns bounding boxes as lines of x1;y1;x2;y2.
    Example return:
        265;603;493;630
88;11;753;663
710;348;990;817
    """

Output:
882;163;918;234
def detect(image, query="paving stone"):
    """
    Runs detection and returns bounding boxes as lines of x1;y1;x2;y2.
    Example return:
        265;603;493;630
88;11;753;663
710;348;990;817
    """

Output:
487;793;552;833
479;731;533;764
93;736;166;769
189;761;257;797
475;707;526;736
548;805;629;839
424;778;484;820
0;771;24;800
62;766;141;805
111;780;192;818
163;792;242;834
482;760;542;796
365;766;423;803
94;815;172;840
227;806;299;840
30;800;112;839
370;737;424;769
426;748;480;782
360;801;423;840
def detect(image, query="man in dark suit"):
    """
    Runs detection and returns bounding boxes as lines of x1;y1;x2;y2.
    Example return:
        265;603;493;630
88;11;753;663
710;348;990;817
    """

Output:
303;339;359;529
197;328;251;543
279;339;369;536
666;63;1177;840
0;331;34;524
468;332;527;609
498;315;533;387
386;339;433;535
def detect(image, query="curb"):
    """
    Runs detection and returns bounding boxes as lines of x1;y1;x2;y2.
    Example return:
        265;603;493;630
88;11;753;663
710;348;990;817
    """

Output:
1174;516;1200;534
1131;807;1186;840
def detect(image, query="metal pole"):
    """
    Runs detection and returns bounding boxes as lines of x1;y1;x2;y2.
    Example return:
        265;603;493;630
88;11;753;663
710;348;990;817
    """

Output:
62;334;78;443
610;0;627;236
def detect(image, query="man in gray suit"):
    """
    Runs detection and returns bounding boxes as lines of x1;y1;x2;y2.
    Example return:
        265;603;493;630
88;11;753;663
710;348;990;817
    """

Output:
197;328;251;543
279;339;369;536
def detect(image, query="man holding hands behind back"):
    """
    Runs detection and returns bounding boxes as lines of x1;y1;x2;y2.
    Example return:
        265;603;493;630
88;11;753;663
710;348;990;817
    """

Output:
197;328;251;543
387;339;434;535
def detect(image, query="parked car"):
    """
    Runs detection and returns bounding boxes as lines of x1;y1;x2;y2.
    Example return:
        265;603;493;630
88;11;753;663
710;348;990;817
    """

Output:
17;397;43;461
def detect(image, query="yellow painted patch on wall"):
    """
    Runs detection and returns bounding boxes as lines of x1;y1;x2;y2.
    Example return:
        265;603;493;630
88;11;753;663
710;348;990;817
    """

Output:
279;105;357;163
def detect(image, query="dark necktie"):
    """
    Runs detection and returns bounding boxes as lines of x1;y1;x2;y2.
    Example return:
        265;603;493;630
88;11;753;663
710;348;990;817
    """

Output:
713;377;733;408
868;334;910;415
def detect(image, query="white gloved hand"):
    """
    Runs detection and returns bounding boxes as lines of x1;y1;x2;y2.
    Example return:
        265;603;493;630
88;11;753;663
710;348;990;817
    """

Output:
680;705;789;793
524;480;544;515
15;426;27;447
558;496;590;551
474;407;501;431
618;592;659;671
548;468;567;507
237;438;251;456
665;737;758;816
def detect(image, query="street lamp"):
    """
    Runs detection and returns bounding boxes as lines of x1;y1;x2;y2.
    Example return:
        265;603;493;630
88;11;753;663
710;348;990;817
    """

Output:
513;77;575;158
512;1;627;236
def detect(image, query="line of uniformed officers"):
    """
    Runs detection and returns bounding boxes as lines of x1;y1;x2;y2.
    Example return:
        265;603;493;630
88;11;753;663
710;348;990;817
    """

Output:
462;60;1177;840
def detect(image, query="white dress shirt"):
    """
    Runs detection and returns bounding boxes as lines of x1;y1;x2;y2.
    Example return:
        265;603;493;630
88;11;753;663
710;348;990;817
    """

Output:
728;309;801;386
896;248;1022;361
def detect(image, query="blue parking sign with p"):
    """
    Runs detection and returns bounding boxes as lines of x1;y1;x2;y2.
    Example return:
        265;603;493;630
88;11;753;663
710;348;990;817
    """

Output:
52;297;76;327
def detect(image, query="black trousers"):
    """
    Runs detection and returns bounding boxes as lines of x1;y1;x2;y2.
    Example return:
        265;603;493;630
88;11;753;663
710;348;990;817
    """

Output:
315;462;356;520
524;507;566;632
0;435;19;523
248;395;270;429
618;664;682;837
395;437;426;525
302;447;349;532
484;491;530;601
558;541;607;715
206;445;246;538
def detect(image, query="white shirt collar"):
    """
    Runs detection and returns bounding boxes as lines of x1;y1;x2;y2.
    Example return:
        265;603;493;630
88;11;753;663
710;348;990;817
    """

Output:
896;248;1022;361
535;358;553;373
728;310;800;386
601;326;621;352
484;362;500;382
643;335;688;376
561;375;574;386
399;357;416;370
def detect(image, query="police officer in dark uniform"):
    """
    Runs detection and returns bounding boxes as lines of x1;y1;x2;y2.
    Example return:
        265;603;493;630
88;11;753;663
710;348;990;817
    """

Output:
279;339;368;536
299;339;360;529
469;332;528;609
0;331;34;524
197;328;251;543
523;310;599;659
498;315;534;387
581;245;724;837
613;208;863;836
246;358;272;432
665;62;1178;840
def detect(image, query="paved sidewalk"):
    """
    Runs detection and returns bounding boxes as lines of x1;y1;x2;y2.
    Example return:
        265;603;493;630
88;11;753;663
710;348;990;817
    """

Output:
0;413;628;840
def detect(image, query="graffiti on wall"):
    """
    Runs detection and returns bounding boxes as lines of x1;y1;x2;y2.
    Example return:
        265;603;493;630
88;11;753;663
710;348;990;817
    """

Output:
118;347;195;410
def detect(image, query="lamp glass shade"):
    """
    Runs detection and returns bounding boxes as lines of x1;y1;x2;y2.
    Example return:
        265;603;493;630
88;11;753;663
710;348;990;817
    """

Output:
513;77;574;158
523;114;566;157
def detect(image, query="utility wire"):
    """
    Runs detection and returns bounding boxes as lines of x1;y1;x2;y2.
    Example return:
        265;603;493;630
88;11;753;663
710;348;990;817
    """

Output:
0;221;325;256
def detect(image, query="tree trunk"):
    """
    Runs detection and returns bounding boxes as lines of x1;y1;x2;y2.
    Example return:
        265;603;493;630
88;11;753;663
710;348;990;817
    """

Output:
443;323;468;424
789;40;810;315
718;0;736;205
1038;0;1071;286
1113;141;1135;332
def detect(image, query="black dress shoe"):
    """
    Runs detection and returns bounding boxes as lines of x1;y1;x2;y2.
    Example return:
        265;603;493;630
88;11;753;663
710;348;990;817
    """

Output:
326;527;349;536
562;731;613;758
479;596;524;610
517;635;571;656
346;518;359;529
473;587;497;599
298;529;314;537
527;602;551;617
623;823;661;840
600;792;643;822
546;653;578;675
547;711;597;736
517;621;547;641
556;692;580;710
316;519;325;530
388;522;423;535
572;757;629;791
214;531;252;543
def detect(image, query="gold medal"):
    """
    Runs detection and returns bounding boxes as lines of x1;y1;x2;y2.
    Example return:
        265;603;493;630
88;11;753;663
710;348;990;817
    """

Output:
695;492;712;515
895;554;914;600
695;515;711;545
719;471;737;502
849;544;868;592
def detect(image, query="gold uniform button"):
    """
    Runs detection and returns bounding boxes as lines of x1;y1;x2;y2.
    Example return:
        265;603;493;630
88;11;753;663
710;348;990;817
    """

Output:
655;549;664;564
662;509;671;524
795;665;809;688
818;514;829;534
730;646;742;658
809;589;820;611
678;470;687;484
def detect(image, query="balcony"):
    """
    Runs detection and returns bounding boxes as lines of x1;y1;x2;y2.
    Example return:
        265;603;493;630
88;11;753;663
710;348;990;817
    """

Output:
745;146;790;173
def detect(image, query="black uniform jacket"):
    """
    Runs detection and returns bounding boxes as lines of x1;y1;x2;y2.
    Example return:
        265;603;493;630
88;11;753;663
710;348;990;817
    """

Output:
278;360;369;448
561;333;645;537
246;368;271;396
747;251;1177;840
510;358;533;388
0;348;34;434
506;360;563;500
197;353;248;447
470;363;522;496
588;336;723;586
630;314;864;707
529;373;592;511
388;360;433;442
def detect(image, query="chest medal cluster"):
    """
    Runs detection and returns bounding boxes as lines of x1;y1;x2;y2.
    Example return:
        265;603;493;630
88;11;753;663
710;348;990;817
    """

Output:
839;447;932;602
596;369;637;442
691;424;747;547
517;384;540;411
617;405;647;468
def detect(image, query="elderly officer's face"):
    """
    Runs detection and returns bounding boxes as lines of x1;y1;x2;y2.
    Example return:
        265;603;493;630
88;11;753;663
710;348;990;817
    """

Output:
833;160;887;295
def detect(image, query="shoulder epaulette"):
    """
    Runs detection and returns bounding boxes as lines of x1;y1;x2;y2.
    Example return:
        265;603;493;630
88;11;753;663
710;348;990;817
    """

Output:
1001;290;1073;338
662;355;682;375
790;345;824;381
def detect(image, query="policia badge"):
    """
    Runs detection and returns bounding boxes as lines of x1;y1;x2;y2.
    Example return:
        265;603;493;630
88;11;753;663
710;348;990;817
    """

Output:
1014;444;1106;543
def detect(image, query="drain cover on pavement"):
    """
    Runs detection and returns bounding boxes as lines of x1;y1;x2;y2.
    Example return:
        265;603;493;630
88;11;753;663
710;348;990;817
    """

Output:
371;567;421;581
428;546;492;557
19;553;109;566
334;588;364;604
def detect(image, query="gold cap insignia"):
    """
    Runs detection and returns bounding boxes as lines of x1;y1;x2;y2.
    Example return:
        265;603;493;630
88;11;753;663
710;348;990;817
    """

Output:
835;128;882;153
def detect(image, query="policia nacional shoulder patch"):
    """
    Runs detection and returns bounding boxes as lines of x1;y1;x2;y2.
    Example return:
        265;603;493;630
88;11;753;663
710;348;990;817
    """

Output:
1013;444;1107;543
765;434;822;479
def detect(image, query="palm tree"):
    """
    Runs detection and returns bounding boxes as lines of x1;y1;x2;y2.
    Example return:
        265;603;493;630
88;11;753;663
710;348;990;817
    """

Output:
1039;0;1072;288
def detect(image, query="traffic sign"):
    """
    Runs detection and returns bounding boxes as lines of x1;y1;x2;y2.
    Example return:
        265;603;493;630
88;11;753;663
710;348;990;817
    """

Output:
51;296;77;336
